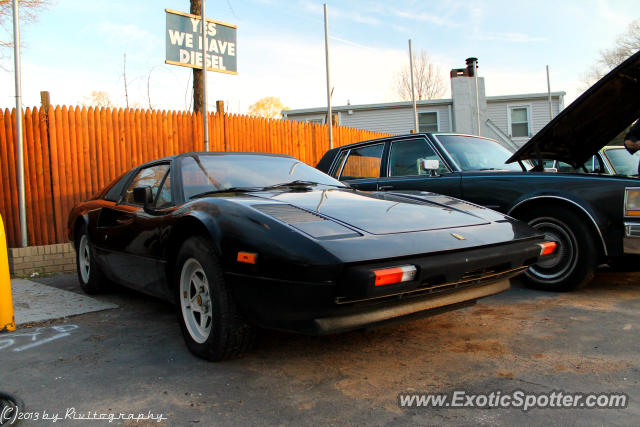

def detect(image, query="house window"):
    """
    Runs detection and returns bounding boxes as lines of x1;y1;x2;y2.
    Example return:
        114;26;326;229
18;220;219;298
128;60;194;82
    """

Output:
418;112;438;132
510;107;530;137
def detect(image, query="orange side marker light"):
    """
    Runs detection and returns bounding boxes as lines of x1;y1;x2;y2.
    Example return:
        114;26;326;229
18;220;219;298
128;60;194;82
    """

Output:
237;252;257;264
538;241;557;256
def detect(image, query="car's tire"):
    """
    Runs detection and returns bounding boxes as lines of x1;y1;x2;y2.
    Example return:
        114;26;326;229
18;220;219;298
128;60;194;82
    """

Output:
519;207;597;292
175;236;254;361
0;391;24;426
75;223;110;294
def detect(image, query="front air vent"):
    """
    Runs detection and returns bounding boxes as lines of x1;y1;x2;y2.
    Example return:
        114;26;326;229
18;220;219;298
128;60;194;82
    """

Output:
253;204;323;224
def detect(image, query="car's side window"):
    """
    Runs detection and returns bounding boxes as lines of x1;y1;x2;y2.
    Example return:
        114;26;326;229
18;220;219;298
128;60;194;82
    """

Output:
339;144;384;180
331;150;349;178
154;170;173;208
104;171;133;202
123;164;170;206
388;139;449;177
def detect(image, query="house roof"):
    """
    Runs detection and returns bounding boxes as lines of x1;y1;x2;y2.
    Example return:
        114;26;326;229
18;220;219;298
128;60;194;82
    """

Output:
282;92;566;116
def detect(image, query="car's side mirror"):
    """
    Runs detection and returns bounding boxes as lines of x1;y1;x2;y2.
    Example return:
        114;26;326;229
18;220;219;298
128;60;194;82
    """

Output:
419;158;440;176
133;186;153;207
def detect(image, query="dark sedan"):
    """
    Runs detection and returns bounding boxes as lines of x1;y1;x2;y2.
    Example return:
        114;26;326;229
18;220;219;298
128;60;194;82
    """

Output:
68;152;552;360
317;51;640;292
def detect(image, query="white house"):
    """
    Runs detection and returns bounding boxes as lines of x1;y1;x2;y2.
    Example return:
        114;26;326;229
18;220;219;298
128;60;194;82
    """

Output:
282;58;565;149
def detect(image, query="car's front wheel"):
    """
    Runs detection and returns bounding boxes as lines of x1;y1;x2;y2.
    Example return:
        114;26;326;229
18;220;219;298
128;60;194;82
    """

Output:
175;236;254;361
520;207;597;292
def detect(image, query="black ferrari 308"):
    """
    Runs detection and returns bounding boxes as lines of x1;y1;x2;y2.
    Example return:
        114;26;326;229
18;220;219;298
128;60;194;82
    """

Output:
68;152;554;360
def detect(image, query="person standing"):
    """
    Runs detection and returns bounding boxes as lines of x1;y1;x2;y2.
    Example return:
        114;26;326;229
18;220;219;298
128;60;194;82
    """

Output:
624;119;640;175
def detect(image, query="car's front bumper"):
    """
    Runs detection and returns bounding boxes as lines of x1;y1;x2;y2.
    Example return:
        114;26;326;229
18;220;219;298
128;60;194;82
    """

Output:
226;271;512;334
623;222;640;254
312;279;509;333
225;237;544;334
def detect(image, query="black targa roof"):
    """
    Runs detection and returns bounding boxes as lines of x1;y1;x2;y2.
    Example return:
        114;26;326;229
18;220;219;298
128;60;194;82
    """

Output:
506;50;640;168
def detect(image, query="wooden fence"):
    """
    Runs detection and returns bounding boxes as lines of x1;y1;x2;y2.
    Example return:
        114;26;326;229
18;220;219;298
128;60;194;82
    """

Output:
0;106;391;248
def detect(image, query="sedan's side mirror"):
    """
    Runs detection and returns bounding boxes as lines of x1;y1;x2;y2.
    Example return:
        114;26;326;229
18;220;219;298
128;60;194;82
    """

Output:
133;186;153;207
419;158;440;176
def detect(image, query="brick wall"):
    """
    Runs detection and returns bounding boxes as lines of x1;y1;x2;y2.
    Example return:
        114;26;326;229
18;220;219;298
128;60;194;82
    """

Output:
8;243;76;277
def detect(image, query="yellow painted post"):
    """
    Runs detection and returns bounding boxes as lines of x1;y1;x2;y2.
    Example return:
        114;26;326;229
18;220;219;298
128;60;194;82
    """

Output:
0;214;15;332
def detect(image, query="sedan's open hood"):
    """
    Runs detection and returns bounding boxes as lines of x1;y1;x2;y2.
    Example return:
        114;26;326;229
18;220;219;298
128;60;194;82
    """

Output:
507;50;640;168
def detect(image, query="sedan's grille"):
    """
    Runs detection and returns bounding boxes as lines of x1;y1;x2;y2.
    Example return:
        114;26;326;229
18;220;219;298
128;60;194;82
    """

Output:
253;204;323;224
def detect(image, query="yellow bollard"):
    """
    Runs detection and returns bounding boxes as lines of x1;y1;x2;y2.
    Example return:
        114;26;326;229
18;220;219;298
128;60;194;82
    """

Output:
0;214;15;332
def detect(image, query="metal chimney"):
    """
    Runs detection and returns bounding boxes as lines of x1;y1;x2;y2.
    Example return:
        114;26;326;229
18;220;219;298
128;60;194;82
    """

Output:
465;57;478;77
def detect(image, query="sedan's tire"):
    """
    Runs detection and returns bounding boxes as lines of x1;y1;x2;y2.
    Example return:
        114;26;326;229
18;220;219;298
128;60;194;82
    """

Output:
520;207;597;292
75;224;109;294
175;236;254;361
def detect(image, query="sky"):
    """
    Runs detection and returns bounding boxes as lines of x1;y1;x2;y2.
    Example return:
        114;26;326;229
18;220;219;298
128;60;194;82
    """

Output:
0;0;638;113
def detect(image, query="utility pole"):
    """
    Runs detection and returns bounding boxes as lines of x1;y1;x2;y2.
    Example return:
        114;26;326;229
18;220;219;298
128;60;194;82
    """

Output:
408;39;418;133
201;0;209;151
323;3;333;148
123;53;129;108
546;65;553;120
12;0;27;247
191;0;204;113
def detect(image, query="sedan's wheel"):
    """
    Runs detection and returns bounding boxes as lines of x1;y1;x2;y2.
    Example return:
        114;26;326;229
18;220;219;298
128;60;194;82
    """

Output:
75;224;109;294
520;207;596;292
175;236;254;361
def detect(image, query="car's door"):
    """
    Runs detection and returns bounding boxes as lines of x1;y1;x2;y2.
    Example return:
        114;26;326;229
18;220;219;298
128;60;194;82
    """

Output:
333;143;385;191
95;163;173;296
376;137;462;197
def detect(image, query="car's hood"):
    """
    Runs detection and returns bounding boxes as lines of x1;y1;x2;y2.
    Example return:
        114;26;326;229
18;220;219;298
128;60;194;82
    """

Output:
260;189;490;235
507;50;640;167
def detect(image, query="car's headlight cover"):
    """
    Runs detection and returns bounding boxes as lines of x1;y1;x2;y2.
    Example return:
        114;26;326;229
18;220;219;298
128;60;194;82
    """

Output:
624;187;640;217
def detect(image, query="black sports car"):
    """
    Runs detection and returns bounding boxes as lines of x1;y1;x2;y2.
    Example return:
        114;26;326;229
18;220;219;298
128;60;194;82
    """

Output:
317;50;640;292
69;153;553;360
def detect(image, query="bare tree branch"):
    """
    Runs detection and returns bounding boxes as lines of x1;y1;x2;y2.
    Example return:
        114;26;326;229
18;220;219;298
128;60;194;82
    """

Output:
395;50;446;101
582;19;640;89
0;0;50;67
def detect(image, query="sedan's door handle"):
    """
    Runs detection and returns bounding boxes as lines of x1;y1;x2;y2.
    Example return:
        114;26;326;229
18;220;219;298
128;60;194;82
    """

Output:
378;185;394;191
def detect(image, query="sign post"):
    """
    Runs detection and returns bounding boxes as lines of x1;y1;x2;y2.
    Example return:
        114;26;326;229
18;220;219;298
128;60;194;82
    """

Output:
12;0;27;247
165;8;237;152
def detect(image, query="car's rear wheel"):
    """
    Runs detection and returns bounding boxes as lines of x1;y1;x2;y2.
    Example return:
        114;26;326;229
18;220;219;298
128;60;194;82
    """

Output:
175;236;254;361
520;207;596;292
75;224;109;294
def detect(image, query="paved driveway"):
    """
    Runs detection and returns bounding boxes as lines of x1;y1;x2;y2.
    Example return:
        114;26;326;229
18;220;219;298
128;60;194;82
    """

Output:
1;270;639;426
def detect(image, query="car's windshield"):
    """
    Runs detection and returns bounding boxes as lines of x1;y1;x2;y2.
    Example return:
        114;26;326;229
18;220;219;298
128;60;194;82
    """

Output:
180;154;346;199
434;134;523;171
603;148;640;176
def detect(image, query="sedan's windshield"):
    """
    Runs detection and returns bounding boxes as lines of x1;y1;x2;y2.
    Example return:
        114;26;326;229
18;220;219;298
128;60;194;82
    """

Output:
181;154;346;199
434;135;523;171
603;148;640;176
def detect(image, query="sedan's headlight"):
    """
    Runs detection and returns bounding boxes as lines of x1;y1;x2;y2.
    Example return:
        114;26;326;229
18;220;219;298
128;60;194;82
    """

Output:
625;188;640;217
